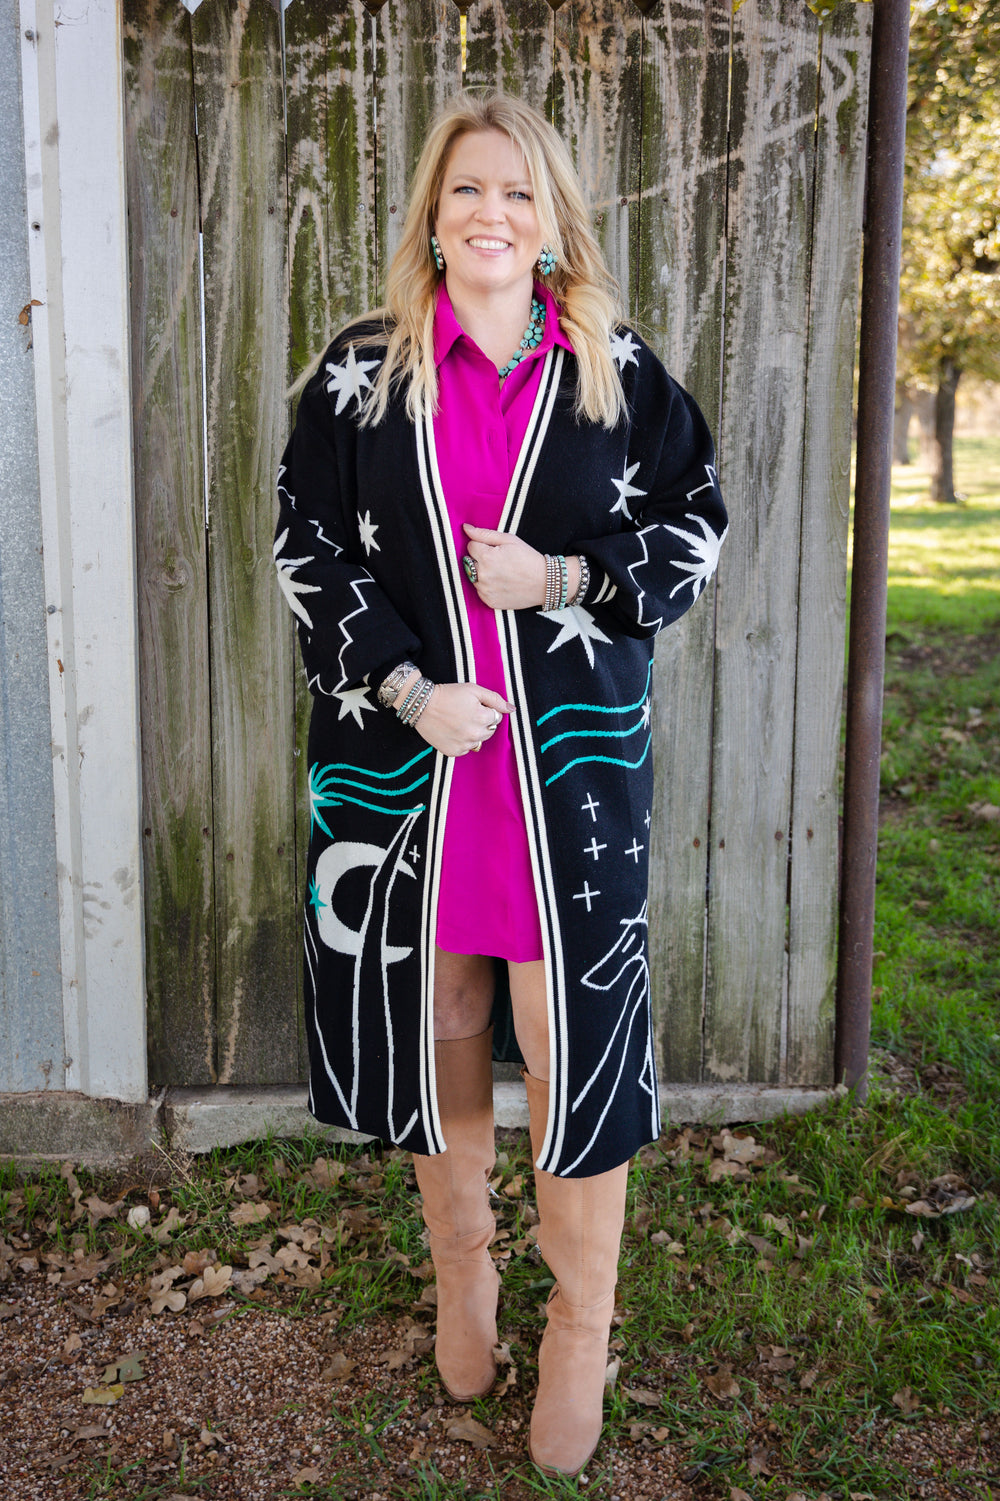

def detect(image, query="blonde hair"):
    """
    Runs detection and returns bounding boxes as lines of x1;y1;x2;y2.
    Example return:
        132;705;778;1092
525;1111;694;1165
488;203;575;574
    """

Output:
353;92;626;429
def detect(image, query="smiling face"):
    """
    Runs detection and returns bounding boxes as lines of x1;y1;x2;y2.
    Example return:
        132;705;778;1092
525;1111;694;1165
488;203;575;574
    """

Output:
433;129;546;305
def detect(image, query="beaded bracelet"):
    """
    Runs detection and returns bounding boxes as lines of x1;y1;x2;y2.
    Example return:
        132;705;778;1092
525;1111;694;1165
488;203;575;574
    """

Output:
397;676;435;726
556;553;569;611
568;553;590;607
543;553;559;612
396;677;426;722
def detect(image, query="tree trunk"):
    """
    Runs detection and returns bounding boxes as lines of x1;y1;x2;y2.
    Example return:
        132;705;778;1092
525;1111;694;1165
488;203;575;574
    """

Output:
929;359;962;504
893;385;914;464
914;388;936;467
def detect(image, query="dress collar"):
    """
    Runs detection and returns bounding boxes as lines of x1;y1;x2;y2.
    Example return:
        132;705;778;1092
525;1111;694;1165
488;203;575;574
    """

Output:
433;280;575;368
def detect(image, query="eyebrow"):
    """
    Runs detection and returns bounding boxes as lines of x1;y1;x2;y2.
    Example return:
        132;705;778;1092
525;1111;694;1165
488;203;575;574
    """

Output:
447;173;533;188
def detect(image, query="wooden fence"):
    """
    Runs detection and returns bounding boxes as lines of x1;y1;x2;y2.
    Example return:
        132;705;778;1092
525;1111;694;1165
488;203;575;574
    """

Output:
123;0;871;1093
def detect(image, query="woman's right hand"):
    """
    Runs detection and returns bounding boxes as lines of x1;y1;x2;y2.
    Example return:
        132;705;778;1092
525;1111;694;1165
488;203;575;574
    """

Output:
394;674;512;757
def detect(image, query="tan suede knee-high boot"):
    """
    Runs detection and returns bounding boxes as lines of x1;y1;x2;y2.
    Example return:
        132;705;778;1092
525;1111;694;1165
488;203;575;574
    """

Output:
412;1028;499;1402
523;1070;629;1477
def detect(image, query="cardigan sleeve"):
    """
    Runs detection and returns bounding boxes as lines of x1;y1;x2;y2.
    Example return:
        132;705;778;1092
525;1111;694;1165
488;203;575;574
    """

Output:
274;360;422;696
571;344;728;640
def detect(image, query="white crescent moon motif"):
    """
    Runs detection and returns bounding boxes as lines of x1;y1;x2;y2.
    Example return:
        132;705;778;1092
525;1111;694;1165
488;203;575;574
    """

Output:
314;840;415;961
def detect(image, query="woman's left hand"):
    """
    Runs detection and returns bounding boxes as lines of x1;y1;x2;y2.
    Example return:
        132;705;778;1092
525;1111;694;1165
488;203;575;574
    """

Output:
462;524;546;610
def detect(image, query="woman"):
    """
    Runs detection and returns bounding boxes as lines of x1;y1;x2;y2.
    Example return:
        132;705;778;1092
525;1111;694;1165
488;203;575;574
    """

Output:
274;92;727;1477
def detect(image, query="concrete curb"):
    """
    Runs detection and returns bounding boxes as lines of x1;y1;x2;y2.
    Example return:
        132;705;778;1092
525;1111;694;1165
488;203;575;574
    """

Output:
1;1082;842;1167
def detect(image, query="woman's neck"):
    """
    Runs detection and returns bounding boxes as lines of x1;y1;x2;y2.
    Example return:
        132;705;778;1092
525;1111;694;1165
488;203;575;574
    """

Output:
446;280;537;370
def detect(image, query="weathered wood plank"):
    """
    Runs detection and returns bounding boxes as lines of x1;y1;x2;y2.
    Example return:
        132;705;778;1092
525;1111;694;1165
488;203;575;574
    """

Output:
285;0;377;1079
191;0;298;1083
124;0;216;1086
786;1;871;1084
705;0;818;1083
285;0;375;380
374;0;460;282
642;0;731;1083
551;0;643;316
464;0;553;107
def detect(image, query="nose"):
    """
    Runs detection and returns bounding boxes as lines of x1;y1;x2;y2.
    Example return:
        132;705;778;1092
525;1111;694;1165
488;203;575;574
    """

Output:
475;189;506;223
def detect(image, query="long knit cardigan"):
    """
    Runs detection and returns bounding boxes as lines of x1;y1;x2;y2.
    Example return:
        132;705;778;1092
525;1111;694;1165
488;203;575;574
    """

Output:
274;321;728;1177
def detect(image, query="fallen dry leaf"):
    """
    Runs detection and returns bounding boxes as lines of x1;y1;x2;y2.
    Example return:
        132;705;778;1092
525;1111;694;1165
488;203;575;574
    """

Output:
81;1384;125;1405
703;1365;740;1401
320;1351;357;1382
103;1351;147;1384
229;1201;272;1227
188;1264;232;1301
444;1415;496;1449
622;1385;661;1407
892;1386;921;1415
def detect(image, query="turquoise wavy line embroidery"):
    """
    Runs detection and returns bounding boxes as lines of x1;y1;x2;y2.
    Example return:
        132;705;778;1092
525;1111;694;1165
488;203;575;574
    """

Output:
535;660;653;726
543;734;652;786
311;771;430;799
539;715;647;755
309;749;432;838
316;793;428;819
311;746;433;782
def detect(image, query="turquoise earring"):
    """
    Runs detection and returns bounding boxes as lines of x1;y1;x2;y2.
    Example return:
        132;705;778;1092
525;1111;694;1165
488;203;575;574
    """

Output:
431;234;445;271
536;244;557;277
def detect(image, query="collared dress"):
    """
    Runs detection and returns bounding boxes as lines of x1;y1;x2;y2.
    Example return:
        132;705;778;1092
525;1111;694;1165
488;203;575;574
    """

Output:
274;305;728;1177
433;281;575;964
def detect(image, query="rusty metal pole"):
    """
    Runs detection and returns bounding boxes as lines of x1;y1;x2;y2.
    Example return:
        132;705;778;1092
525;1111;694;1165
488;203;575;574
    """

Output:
835;0;911;1096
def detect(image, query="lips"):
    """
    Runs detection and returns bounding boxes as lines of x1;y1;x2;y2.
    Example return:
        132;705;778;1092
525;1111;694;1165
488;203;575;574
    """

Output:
466;237;511;251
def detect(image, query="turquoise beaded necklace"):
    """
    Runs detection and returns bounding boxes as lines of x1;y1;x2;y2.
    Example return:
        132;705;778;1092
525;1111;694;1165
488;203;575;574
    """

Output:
498;296;546;382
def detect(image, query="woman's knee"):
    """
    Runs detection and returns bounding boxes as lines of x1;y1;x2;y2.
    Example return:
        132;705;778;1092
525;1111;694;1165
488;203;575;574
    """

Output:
433;948;494;1039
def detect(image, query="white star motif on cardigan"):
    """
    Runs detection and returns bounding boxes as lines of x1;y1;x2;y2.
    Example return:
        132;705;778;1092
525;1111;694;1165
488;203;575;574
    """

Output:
610;330;640;372
332;685;378;729
610;459;646;520
665;513;729;601
541;604;613;668
273;527;321;629
324;344;380;416
358;509;380;555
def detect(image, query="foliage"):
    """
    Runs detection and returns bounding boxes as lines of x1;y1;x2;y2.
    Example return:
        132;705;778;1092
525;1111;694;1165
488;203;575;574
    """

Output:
900;2;1000;390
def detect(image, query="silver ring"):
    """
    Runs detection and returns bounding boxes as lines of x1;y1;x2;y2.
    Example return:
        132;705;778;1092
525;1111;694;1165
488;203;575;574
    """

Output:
492;711;502;728
462;555;478;585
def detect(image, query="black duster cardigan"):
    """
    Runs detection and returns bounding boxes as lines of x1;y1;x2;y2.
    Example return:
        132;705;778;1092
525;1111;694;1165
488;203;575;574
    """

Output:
274;322;727;1176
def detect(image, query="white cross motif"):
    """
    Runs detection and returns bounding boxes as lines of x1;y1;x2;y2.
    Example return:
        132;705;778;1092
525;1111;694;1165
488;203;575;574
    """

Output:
409;845;421;864
573;882;600;912
581;793;600;822
584;837;607;862
641;697;652;729
644;809;651;830
624;840;644;863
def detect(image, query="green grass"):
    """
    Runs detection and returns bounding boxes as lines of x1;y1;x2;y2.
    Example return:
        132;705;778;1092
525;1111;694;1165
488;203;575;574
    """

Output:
3;439;999;1501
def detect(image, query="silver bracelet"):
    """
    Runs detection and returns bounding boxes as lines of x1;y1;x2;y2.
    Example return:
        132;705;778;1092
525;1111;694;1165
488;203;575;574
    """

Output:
397;676;435;726
378;660;417;708
544;553;569;612
569;554;590;606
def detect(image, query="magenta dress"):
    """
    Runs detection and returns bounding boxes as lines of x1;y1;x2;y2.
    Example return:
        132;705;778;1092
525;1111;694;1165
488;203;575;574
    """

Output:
432;282;574;963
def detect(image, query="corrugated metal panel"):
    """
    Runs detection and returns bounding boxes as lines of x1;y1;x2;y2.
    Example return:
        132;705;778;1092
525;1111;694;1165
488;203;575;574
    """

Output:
0;0;64;1092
